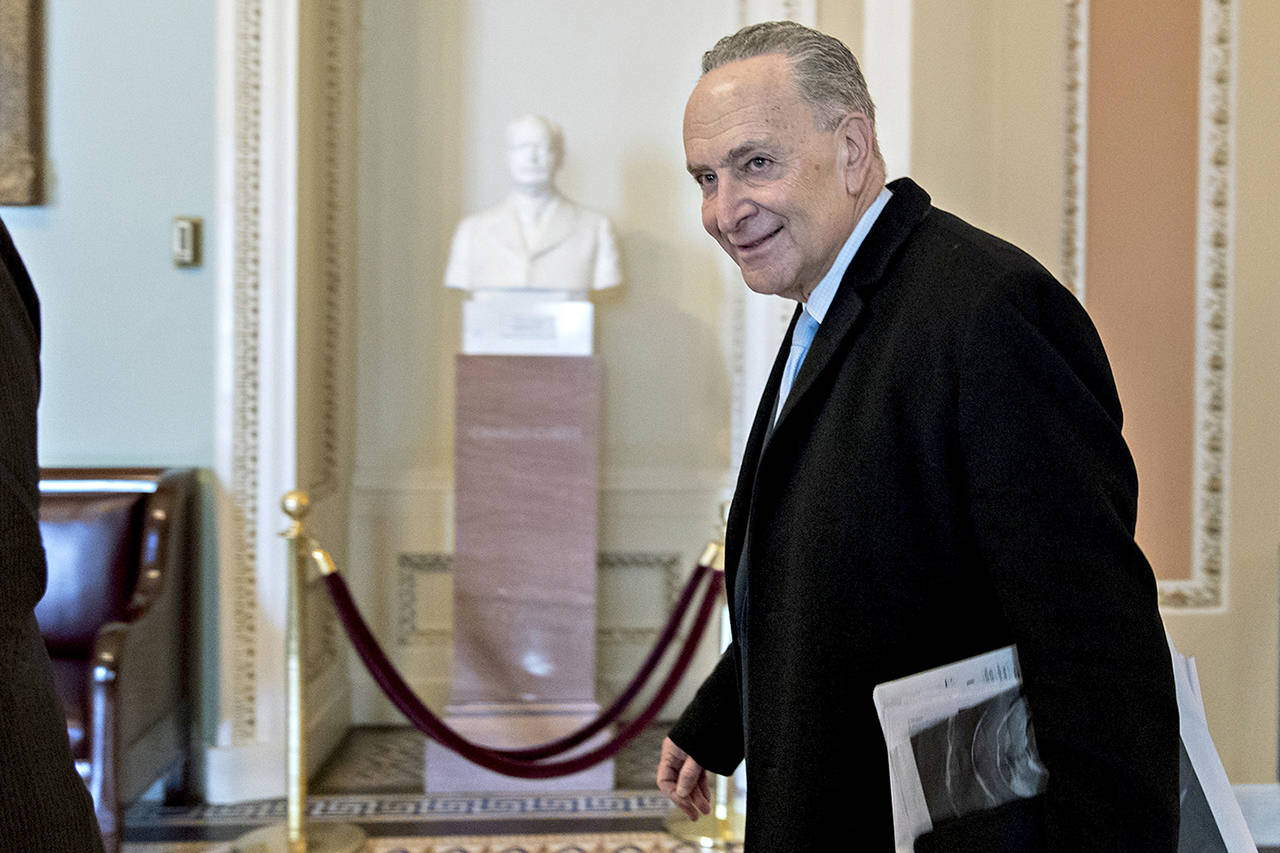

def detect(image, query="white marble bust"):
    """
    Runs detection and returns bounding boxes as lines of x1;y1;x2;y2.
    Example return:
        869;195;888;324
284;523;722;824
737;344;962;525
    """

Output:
445;114;622;298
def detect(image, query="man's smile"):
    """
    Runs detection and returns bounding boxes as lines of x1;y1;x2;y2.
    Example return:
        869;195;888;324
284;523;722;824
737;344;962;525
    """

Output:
733;225;783;254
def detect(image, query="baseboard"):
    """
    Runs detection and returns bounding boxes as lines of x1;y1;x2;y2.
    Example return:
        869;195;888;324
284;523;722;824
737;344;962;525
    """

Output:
200;674;351;804
1235;783;1280;848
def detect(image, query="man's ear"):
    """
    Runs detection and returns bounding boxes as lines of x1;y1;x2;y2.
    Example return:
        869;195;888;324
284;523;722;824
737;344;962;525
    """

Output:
839;112;876;193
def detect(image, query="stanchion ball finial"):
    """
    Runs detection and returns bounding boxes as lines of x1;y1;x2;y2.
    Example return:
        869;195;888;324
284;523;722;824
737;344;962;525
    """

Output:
282;490;311;521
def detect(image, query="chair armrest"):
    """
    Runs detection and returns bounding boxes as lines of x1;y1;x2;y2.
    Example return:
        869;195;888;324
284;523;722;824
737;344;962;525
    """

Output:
93;469;196;792
89;623;126;844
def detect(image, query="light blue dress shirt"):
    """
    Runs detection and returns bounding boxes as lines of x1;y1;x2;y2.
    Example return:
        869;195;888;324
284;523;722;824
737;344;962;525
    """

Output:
771;186;893;426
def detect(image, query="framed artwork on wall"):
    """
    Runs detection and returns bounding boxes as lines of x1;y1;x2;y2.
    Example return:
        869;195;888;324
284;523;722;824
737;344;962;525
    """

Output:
0;0;42;205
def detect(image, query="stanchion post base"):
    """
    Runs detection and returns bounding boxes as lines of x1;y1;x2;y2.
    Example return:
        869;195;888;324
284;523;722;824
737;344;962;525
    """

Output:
221;821;366;853
664;808;746;850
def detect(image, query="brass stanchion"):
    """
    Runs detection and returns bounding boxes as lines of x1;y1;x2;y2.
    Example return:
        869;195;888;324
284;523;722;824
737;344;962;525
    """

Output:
227;492;365;853
664;505;745;849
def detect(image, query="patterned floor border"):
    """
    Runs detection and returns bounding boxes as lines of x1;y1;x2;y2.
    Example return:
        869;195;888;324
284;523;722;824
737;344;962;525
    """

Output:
124;833;740;853
128;792;672;827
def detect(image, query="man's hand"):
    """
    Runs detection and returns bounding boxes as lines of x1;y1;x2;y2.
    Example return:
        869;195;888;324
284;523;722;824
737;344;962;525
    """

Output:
656;736;712;821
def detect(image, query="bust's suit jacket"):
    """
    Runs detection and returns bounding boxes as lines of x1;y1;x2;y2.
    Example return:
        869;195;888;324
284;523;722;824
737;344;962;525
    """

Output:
669;179;1178;851
444;193;621;292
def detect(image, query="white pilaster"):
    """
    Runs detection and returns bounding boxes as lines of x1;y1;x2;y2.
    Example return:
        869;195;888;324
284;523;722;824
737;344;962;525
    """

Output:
860;0;912;180
208;0;302;804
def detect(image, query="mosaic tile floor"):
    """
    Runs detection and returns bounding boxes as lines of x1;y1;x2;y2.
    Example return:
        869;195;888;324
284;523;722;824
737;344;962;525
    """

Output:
310;725;667;794
126;834;735;853
123;725;687;850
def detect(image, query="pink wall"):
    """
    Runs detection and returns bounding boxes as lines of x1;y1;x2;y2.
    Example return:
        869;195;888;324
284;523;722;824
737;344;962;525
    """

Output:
1085;2;1201;581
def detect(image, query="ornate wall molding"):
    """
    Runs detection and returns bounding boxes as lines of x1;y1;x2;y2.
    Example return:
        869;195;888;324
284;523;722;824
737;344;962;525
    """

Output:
1061;0;1088;301
395;551;686;648
303;0;352;499
1064;0;1236;608
396;553;452;647
220;0;360;751
1168;0;1236;608
228;0;264;744
598;551;684;609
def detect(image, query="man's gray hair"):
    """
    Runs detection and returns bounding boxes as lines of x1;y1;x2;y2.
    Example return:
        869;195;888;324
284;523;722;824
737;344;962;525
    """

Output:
701;21;876;132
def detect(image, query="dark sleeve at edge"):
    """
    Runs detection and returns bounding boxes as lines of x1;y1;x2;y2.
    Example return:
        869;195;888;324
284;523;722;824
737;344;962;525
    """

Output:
666;646;744;776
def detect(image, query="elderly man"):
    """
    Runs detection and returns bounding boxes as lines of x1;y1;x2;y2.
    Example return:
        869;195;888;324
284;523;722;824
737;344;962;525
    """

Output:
656;21;1179;851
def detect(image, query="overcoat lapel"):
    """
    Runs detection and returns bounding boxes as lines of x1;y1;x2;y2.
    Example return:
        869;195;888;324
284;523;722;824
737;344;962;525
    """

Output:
772;179;933;434
726;179;934;572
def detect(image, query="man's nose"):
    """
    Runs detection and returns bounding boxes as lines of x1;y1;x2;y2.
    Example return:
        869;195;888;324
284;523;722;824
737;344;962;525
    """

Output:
713;178;755;234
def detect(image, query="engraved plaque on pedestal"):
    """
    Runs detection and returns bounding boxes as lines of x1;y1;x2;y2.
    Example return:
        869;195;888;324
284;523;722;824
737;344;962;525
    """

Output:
462;294;593;356
425;355;612;792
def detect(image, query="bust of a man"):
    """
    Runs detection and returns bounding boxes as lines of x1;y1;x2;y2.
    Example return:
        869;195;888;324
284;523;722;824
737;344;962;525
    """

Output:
445;114;622;298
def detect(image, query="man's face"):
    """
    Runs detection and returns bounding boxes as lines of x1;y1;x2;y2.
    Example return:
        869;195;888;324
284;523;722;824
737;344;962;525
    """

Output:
507;119;558;188
683;54;859;302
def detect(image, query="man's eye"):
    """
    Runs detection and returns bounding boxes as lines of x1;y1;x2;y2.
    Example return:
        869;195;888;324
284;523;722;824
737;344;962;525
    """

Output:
696;173;716;187
747;157;770;170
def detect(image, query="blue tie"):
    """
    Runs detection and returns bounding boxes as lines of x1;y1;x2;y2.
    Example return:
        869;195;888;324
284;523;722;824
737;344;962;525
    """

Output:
773;309;820;426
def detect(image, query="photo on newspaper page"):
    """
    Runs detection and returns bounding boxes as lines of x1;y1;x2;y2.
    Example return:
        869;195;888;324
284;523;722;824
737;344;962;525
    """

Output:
908;685;1048;827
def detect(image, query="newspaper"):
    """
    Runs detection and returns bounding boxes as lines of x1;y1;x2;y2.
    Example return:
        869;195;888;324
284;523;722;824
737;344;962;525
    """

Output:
874;642;1258;853
873;646;1044;853
1170;639;1258;852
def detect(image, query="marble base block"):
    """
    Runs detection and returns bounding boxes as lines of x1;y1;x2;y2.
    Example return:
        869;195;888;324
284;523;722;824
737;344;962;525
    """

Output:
430;356;607;793
424;702;614;793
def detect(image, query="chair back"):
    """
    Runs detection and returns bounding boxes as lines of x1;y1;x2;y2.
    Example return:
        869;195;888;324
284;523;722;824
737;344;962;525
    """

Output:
35;475;158;657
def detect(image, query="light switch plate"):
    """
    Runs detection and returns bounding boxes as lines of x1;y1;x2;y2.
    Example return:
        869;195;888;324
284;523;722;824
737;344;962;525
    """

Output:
172;216;202;267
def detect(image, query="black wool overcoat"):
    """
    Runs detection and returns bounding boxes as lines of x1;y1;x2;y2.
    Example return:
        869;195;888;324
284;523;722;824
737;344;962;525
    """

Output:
669;179;1179;852
0;217;105;849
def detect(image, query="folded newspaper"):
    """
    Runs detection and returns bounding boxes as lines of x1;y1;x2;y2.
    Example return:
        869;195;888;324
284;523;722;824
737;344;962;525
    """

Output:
873;642;1257;853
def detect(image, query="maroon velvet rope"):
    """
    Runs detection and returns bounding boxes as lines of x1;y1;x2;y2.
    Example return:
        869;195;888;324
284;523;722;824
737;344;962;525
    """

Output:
322;562;722;779
329;558;709;761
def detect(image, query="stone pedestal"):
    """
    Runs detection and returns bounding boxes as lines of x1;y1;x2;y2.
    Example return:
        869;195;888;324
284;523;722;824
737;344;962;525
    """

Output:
425;355;612;792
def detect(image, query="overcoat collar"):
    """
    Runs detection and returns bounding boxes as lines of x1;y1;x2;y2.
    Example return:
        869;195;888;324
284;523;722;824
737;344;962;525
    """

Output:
725;178;930;575
493;193;581;258
768;177;934;436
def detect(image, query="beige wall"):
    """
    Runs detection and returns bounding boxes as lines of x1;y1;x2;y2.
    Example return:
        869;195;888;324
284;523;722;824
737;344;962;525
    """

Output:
911;0;1065;269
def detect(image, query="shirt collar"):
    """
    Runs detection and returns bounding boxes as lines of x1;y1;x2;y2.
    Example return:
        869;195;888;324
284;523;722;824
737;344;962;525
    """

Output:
802;186;893;323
